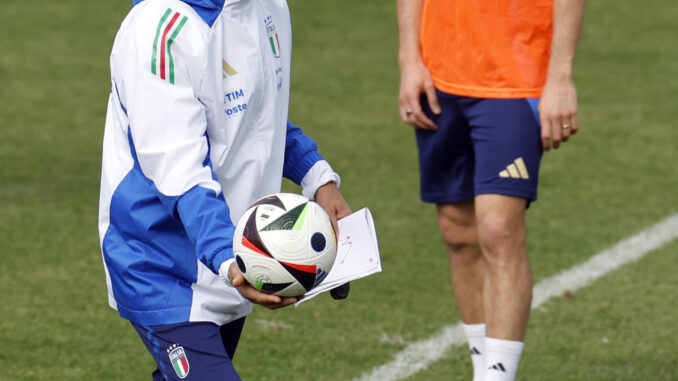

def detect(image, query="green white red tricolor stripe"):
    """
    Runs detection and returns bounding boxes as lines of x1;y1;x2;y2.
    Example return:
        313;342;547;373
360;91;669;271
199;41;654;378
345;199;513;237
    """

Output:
151;8;188;84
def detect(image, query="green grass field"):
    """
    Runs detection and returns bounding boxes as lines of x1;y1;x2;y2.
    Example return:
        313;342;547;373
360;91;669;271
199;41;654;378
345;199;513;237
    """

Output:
1;0;676;380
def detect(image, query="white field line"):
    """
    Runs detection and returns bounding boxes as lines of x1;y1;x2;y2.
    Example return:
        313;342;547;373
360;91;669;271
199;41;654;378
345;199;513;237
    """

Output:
355;214;678;381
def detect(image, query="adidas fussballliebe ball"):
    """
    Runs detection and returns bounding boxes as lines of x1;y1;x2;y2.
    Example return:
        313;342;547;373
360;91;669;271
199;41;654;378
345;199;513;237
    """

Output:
233;193;337;297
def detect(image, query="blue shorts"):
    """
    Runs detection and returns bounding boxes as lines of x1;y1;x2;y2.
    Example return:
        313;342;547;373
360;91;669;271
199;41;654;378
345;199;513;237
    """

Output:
415;91;543;203
132;318;246;381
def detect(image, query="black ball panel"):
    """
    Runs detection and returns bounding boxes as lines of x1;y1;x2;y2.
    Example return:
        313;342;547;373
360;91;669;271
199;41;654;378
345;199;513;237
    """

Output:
311;232;326;252
236;255;247;273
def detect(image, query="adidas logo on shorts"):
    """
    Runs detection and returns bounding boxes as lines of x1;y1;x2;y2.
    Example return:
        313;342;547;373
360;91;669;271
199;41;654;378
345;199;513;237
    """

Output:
499;157;530;180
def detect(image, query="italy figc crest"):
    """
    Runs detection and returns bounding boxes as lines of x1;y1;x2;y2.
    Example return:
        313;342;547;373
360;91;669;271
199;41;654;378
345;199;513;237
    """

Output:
266;16;281;58
167;344;190;379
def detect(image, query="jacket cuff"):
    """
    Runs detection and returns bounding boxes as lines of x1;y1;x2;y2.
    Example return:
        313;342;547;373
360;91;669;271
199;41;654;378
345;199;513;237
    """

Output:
218;258;237;287
301;160;341;200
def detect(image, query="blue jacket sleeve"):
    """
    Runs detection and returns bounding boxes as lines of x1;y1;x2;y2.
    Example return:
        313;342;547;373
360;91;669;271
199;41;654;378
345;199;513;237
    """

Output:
156;185;235;275
283;120;324;184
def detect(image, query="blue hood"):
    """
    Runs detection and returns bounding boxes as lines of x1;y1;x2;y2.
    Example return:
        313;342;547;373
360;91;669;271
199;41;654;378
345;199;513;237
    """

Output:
133;0;225;26
133;0;223;8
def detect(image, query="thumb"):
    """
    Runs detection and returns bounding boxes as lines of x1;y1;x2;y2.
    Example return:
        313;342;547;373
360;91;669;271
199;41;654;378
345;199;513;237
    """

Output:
329;213;339;238
231;272;246;287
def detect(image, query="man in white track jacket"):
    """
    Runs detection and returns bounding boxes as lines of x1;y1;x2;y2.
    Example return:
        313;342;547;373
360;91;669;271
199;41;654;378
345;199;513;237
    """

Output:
98;0;351;379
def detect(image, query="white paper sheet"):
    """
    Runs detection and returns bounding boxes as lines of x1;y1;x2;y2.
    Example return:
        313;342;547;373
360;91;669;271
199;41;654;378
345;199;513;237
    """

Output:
295;207;382;306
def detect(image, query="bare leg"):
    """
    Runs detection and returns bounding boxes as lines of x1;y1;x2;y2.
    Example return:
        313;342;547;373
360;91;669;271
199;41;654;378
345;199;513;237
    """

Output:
437;201;487;381
436;201;485;324
475;194;532;341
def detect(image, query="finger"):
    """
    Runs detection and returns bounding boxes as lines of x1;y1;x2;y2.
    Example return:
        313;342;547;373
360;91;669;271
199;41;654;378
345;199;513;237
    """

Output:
330;204;351;237
401;106;429;129
402;101;436;130
336;205;352;220
399;90;418;124
406;90;438;130
230;272;246;287
232;274;283;305
411;109;437;130
261;296;300;310
570;112;580;135
551;119;562;149
334;197;352;220
399;95;415;124
424;84;441;115
248;290;282;305
329;215;339;238
561;118;571;142
232;268;301;309
540;116;552;151
238;286;280;305
319;203;338;234
399;106;412;124
278;297;300;307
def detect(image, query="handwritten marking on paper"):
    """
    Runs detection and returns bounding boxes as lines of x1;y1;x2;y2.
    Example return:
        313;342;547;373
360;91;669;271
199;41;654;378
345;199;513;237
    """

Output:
339;235;353;264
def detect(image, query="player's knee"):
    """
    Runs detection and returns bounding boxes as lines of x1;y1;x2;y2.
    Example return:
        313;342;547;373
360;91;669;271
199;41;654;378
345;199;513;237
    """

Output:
476;214;522;264
437;212;478;256
445;236;481;264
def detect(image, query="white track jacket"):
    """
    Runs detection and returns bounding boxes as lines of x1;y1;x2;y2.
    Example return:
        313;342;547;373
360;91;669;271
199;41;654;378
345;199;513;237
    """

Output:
98;0;339;326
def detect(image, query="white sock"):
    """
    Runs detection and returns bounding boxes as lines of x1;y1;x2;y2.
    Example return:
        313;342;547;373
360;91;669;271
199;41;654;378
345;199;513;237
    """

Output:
462;323;486;381
483;337;524;381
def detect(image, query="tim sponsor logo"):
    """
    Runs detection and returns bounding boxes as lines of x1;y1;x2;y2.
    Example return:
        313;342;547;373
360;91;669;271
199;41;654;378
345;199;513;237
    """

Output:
224;88;247;117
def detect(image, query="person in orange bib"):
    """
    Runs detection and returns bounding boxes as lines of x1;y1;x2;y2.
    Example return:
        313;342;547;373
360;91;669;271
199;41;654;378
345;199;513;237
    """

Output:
397;1;586;380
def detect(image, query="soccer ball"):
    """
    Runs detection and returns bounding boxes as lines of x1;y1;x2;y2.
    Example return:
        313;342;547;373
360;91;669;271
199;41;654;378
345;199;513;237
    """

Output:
232;193;337;297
